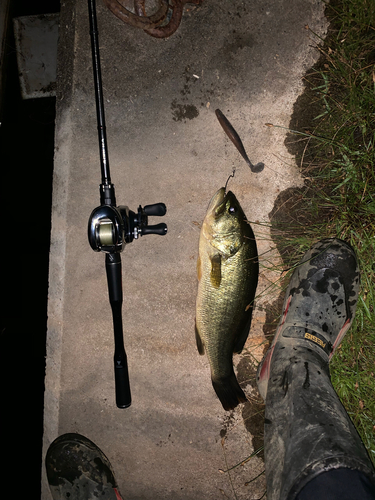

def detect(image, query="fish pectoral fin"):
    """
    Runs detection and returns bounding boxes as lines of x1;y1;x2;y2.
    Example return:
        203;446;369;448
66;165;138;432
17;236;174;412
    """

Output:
195;323;205;355
210;254;222;288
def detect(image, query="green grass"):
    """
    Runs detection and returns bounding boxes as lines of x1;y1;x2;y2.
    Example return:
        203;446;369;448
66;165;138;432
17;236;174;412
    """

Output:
274;0;375;464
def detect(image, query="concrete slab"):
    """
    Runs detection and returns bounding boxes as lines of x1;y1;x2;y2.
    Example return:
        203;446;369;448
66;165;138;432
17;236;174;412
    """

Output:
42;0;327;498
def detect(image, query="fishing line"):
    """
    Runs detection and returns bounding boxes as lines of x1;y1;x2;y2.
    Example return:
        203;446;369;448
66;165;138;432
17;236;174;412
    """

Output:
224;168;236;194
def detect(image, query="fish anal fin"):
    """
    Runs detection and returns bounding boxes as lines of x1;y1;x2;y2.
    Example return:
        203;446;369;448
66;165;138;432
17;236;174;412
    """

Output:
210;254;222;288
195;323;205;355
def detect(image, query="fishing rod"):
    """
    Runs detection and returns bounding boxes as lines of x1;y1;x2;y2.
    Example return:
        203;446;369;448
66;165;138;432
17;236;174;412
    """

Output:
87;0;168;408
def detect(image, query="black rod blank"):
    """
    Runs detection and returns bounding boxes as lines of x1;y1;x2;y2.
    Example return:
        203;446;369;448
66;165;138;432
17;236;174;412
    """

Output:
88;0;111;187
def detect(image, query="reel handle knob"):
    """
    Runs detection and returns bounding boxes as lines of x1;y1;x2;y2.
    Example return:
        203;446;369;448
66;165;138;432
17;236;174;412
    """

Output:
141;223;168;236
143;203;167;217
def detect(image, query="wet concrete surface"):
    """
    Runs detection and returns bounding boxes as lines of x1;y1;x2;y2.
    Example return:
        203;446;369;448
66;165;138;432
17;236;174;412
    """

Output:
42;1;327;498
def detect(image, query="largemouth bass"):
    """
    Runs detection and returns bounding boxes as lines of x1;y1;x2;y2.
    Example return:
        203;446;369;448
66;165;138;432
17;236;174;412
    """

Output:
195;187;258;410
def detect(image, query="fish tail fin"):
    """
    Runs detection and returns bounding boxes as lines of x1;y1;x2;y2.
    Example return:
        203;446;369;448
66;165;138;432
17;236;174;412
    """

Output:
211;372;247;411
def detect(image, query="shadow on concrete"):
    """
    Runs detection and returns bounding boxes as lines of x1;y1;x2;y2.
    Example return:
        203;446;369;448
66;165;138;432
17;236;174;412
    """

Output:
0;1;59;497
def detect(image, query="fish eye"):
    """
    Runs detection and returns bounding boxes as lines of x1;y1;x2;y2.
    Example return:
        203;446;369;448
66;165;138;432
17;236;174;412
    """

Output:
228;206;237;214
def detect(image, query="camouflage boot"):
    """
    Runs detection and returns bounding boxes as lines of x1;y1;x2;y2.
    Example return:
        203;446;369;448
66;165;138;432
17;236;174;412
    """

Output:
257;238;375;500
46;433;123;500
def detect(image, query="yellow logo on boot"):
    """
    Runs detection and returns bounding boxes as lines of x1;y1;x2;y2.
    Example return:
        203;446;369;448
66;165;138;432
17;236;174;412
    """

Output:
304;332;326;349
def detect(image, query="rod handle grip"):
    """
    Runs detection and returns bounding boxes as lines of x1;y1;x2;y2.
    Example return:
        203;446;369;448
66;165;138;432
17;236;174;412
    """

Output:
114;355;132;408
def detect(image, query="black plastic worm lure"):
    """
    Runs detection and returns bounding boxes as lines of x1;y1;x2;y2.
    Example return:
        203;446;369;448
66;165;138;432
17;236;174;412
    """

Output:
215;109;264;173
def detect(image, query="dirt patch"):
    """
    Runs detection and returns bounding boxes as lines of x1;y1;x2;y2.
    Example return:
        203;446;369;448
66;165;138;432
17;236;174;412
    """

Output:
269;185;317;266
171;100;199;121
236;356;265;459
284;66;326;168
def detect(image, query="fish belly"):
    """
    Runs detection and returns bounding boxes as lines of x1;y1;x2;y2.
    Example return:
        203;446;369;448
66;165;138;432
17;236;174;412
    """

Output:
196;244;257;409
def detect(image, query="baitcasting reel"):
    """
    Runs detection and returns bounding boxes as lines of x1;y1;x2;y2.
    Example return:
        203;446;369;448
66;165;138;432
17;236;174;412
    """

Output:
88;201;167;254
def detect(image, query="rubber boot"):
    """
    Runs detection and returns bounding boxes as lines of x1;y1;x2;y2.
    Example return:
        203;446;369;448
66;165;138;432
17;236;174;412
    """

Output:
45;433;123;500
256;238;375;500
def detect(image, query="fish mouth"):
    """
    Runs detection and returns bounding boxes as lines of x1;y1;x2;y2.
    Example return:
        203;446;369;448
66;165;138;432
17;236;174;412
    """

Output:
207;187;227;216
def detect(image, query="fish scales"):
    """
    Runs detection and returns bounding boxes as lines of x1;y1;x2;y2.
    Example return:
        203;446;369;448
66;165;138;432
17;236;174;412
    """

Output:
195;187;258;410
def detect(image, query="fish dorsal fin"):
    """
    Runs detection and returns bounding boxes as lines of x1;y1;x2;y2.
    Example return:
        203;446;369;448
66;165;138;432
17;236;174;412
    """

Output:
210;254;222;288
